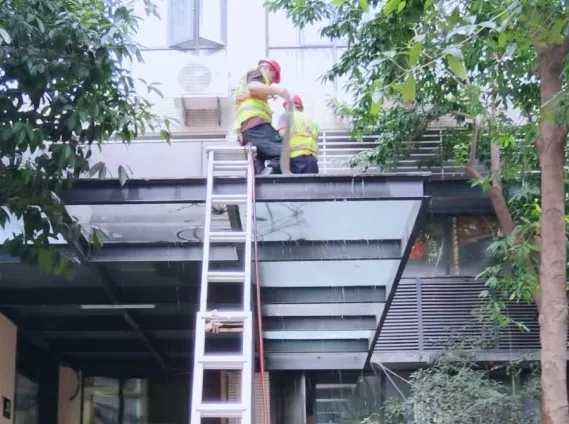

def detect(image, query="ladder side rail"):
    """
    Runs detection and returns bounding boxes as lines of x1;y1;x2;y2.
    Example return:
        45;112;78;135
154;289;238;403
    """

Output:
243;147;254;311
190;315;207;424
199;150;216;312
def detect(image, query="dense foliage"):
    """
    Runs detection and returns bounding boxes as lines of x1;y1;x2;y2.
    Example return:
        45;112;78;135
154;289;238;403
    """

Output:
266;0;569;421
382;351;540;424
0;0;170;276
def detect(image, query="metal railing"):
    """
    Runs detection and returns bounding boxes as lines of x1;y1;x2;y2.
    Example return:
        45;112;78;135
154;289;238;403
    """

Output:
317;128;467;179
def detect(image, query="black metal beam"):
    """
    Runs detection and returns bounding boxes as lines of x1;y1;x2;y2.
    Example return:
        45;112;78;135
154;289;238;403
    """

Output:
58;174;426;205
52;337;237;354
262;286;386;304
0;285;242;306
426;180;493;215
0;239;401;264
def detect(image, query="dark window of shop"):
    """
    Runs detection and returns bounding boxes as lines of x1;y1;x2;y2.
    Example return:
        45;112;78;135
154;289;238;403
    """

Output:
404;215;498;278
82;378;147;424
13;373;39;424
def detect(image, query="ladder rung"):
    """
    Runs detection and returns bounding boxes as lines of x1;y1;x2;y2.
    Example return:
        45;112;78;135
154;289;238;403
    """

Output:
211;194;248;205
196;403;246;418
209;231;247;243
199;355;247;370
200;311;249;320
207;271;247;283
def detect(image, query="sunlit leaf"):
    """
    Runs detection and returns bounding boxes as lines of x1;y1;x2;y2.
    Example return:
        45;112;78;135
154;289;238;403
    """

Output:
358;0;368;11
402;74;416;103
383;0;401;15
408;42;422;66
446;55;468;80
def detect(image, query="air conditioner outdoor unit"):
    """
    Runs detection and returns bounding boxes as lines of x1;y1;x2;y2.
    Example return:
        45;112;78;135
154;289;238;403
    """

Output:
132;51;229;110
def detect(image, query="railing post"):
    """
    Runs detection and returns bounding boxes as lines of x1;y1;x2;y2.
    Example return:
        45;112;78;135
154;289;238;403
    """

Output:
416;278;424;352
321;132;327;174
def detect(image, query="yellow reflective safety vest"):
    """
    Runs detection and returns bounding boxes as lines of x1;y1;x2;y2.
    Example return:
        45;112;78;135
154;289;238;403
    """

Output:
233;70;273;133
289;111;319;158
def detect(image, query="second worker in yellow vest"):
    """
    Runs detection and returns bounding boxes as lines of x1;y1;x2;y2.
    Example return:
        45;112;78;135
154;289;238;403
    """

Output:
233;58;291;175
277;95;320;174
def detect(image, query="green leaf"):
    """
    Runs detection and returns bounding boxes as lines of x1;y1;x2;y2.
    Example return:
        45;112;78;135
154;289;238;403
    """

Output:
402;74;416;103
358;0;368;11
89;161;105;178
0;27;11;44
383;0;401;15
397;0;406;13
408;42;422;66
333;0;347;4
38;249;53;273
498;32;509;47
505;41;517;57
118;165;129;186
446;55;468;80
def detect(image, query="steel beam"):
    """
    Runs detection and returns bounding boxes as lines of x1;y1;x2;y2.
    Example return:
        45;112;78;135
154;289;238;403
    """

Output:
0;285;242;306
265;353;368;370
264;339;368;353
262;286;386;304
262;303;384;317
0;239;401;264
263;316;377;331
58;174;426;205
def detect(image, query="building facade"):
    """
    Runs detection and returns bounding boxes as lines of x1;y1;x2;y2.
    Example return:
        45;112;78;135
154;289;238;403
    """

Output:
0;1;558;424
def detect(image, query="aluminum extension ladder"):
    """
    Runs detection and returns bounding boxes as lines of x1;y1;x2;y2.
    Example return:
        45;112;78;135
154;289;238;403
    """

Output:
190;145;256;424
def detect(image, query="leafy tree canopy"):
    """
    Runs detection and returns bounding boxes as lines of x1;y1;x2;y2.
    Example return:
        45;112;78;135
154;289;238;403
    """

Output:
265;0;569;422
0;0;170;276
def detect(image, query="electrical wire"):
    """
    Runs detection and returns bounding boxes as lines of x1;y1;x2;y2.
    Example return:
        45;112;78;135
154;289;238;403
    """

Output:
250;147;270;424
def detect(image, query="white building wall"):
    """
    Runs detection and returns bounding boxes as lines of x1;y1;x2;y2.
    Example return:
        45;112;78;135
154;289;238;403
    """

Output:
87;0;350;179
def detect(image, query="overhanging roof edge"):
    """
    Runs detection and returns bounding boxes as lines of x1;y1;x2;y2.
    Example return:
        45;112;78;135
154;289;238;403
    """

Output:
364;196;430;368
56;174;428;205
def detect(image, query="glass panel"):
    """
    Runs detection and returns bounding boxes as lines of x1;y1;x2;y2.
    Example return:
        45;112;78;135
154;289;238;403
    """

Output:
14;374;39;424
66;203;218;244
267;10;299;47
82;378;120;424
134;0;170;48
66;200;421;244
454;216;498;275
404;218;449;277
168;0;195;48
123;379;148;424
198;0;224;46
247;200;419;241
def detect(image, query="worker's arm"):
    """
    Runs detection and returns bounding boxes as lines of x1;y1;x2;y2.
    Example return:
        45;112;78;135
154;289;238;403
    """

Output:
246;69;290;99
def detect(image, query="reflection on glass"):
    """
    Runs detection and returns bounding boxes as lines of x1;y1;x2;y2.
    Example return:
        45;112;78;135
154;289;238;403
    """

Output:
123;379;148;424
405;219;448;277
14;373;38;424
455;216;498;275
82;378;148;424
82;378;120;424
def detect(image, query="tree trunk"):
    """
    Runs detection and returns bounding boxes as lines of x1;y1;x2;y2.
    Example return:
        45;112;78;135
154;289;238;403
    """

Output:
535;39;569;424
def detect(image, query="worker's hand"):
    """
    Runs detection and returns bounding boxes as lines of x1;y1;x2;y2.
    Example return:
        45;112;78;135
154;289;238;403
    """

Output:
237;132;244;145
277;87;291;101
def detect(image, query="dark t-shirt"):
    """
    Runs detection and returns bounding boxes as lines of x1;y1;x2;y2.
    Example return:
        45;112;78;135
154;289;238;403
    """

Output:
240;69;269;132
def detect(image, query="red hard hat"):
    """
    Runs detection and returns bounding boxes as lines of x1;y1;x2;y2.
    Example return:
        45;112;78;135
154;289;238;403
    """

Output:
283;95;303;109
258;58;281;83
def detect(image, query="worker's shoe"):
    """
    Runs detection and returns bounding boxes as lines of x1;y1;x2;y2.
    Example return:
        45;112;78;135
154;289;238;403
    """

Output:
260;167;275;175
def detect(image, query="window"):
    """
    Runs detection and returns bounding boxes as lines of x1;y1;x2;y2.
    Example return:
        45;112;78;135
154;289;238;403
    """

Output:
404;218;449;277
168;0;227;49
14;374;39;424
82;378;147;424
453;216;498;276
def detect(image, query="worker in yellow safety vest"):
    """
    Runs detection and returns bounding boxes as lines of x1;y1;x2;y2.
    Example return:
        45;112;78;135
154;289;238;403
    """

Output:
277;95;320;174
233;59;291;175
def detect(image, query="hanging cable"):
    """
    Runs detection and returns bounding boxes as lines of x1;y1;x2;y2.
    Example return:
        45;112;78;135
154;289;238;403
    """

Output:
250;146;270;424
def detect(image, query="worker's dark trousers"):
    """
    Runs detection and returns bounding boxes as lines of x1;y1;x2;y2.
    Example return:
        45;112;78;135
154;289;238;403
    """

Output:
241;123;282;174
290;155;319;174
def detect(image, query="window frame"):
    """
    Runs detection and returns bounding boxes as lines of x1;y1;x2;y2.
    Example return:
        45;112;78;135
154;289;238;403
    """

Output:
167;0;228;50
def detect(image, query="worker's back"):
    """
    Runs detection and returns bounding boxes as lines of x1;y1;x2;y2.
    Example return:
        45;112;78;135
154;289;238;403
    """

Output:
289;110;319;159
